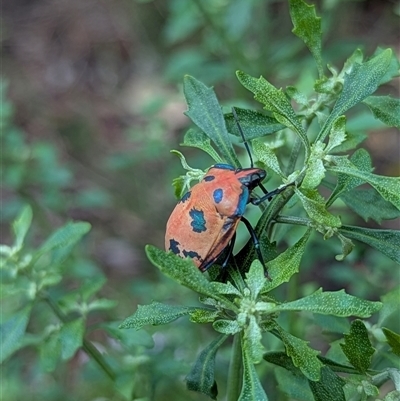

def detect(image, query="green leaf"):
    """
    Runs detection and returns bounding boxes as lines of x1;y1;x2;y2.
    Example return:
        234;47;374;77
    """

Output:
276;325;323;381
35;222;91;265
340;188;400;223
213;319;241;335
186;334;228;400
263;351;302;376
296;188;342;229
378;287;400;326
318;49;393;142
382;328;400;357
239;345;269;401
327;156;400;210
224;108;285;140
189;309;219;324
120;302;198;329
384;391;400;401
286;86;309;107
183;75;239;167
79;276;107;301
12;205;33;251
273;288;382;317
273;357;315;400
245;260;267;299
87;298;117;312
330;129;367;154
236;71;310;159
373;47;400;84
0;304;32;363
145;246;235;307
340;320;375;373
209;281;242;297
363;96;400;128
326;148;372;207
181;128;224;163
252;139;284;177
243;315;264;364
326;116;347;153
335;232;354;261
39;330;62;372
308;366;346;401
289;0;323;77
59;318;85;360
262;229;311;292
302;141;326;189
170;150;205;198
338;225;400;264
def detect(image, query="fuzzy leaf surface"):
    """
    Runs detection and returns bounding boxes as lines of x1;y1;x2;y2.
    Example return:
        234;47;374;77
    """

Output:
340;320;375;373
338;225;400;264
182;128;224;163
120;302;198;329
273;288;382;317
239;346;268;401
289;0;323;77
236;71;310;158
363;95;400;128
225;108;285;140
186;334;228;399
184;75;239;167
318;49;393;141
277;325;323;381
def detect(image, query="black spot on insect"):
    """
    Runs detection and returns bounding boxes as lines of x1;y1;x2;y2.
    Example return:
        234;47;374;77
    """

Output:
169;238;181;254
203;175;215;182
213;188;223;204
179;191;191;203
189;208;207;233
183;249;203;261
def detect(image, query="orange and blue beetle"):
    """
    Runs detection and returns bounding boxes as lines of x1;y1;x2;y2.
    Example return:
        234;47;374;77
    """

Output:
165;108;286;278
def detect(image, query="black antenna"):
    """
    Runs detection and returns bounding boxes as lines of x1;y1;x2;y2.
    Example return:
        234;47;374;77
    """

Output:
232;107;254;168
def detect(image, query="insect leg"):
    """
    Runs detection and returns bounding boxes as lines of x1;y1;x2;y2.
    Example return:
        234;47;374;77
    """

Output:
214;232;237;282
221;231;236;270
232;107;254;168
241;216;272;281
251;182;295;205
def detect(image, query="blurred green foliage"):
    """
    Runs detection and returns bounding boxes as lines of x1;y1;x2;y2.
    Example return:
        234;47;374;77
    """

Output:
1;0;399;400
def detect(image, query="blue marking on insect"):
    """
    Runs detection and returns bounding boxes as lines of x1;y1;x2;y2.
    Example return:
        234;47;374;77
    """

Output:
213;163;235;170
213;188;223;204
169;238;180;254
203;175;215;182
183;249;203;261
189;208;207;233
235;186;250;216
179;191;191;203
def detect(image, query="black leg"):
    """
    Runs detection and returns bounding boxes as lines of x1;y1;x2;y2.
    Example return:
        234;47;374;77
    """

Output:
251;182;295;206
241;216;272;281
215;232;236;282
221;232;236;269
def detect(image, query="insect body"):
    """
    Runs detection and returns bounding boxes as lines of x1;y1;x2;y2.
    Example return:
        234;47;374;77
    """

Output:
165;163;272;272
165;108;287;277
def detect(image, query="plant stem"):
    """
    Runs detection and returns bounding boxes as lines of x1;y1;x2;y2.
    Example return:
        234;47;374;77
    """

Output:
43;293;116;381
226;334;243;401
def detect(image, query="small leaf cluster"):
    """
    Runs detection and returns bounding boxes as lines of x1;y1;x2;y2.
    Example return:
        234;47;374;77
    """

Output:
123;1;400;400
122;246;399;400
0;206;117;377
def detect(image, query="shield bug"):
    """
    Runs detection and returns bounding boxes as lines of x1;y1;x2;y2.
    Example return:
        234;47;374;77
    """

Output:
165;108;287;278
